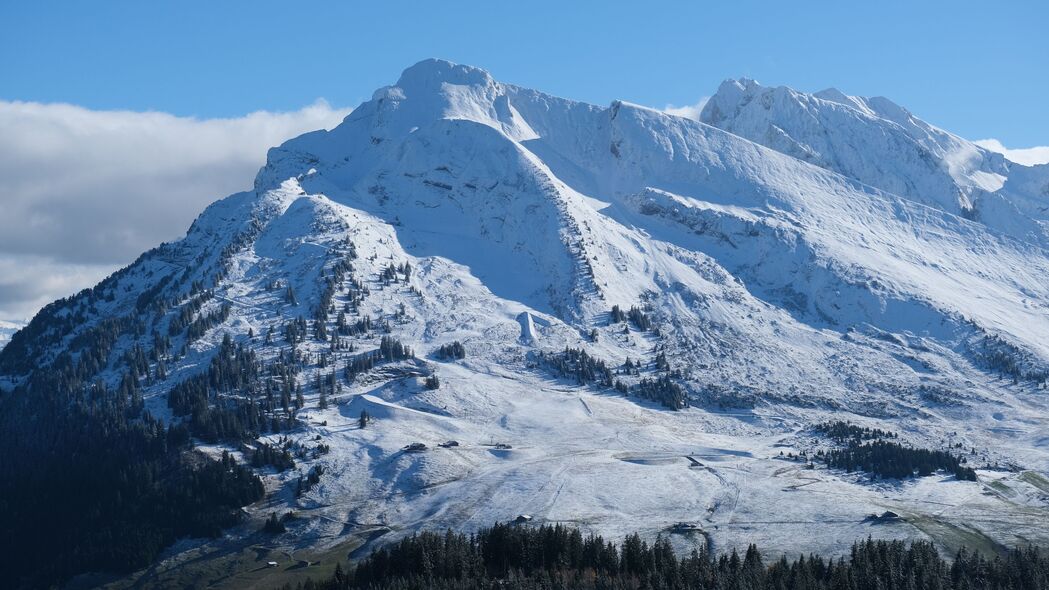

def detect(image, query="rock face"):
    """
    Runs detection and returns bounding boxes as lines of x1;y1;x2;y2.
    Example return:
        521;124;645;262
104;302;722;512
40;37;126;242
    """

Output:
4;59;1049;572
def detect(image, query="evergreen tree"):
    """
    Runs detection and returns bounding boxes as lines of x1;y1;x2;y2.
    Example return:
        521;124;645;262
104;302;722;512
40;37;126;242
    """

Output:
263;512;287;534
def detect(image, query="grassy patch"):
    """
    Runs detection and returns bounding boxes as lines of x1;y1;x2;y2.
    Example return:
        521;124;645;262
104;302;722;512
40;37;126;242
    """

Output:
78;535;364;590
1019;471;1049;495
987;479;1016;498
907;514;1006;557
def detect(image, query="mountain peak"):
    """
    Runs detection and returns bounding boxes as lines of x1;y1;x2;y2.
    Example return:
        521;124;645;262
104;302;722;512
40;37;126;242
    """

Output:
722;77;761;90
812;86;851;103
701;75;1011;212
712;77;763;99
256;59;544;192
390;58;496;94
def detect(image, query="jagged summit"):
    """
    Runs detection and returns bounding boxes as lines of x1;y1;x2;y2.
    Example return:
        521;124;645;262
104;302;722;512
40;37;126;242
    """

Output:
812;87;907;121
707;77;917;129
700;77;1016;219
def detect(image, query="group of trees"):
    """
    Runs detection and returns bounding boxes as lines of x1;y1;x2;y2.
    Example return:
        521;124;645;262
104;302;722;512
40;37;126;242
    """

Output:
610;304;653;331
284;316;312;344
974;333;1047;383
541;348;688;410
811;421;976;481
315;255;358;342
379;335;413;361
295;465;326;497
263;512;289;534
817;440;977;481
380;261;413;286
251;441;296;471
343;336;414;382
164;288;232;345
167;333;301;442
633;375;689;410
337;314;376;337
628;306;653;331
436;341;466;360
168;290;213;336
285;522;1049;590
317;371;340;409
544;347;616;387
815;421;898;443
186;302;232;342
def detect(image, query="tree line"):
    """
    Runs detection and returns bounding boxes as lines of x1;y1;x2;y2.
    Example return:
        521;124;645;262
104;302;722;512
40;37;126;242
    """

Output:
281;522;1049;590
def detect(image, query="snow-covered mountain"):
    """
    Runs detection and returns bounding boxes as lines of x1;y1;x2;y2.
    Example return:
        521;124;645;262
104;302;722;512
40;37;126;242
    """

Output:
0;320;23;351
5;60;1049;581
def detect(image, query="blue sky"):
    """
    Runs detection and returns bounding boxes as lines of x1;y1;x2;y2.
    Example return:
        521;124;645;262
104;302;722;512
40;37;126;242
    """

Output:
3;0;1046;146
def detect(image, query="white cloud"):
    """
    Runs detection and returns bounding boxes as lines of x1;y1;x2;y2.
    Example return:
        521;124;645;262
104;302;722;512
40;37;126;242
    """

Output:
974;139;1049;167
662;97;710;122
0;254;113;322
0;99;352;320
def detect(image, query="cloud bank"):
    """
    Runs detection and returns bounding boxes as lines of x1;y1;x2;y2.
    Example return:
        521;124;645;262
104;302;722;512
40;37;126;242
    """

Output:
0;99;351;321
662;97;710;121
974;139;1049;167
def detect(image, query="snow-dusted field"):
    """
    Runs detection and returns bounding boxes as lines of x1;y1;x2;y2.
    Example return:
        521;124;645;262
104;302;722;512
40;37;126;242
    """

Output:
257;361;1049;559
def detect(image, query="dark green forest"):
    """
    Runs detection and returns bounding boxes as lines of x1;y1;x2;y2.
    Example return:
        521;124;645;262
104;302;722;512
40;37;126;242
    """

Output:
0;262;273;588
282;522;1049;590
812;422;978;481
817;439;978;481
0;383;264;589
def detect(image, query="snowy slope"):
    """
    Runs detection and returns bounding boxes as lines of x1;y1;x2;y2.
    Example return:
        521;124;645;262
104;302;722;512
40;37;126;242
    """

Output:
5;60;1049;570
